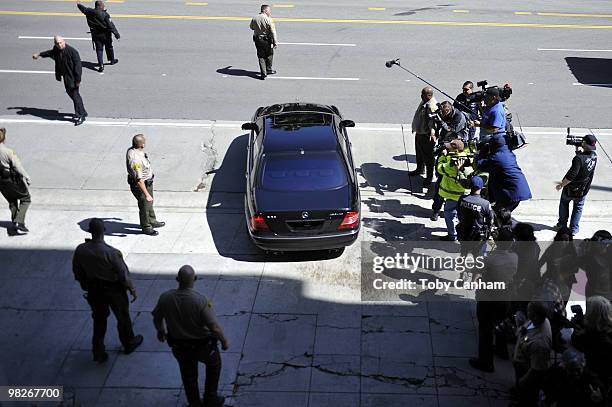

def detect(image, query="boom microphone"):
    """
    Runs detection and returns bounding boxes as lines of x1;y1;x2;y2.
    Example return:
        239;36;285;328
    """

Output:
385;59;399;68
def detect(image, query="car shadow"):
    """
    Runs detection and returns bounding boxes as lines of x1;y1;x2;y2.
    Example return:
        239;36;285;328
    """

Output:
565;57;612;88
357;162;429;197
7;107;74;122
216;65;260;79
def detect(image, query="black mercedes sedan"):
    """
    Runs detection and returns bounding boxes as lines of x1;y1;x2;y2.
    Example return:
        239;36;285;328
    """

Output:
241;103;360;252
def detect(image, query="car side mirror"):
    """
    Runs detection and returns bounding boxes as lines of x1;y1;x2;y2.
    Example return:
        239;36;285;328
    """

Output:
339;120;355;128
242;122;259;132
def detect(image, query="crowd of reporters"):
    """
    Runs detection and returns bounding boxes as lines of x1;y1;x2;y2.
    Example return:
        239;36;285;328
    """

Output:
465;222;612;407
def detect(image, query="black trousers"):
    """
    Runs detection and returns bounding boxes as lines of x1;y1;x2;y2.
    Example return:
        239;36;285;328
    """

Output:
476;300;509;367
414;133;435;181
171;338;222;406
66;86;87;118
92;32;115;66
431;175;444;212
0;179;31;225
85;282;136;357
253;35;274;76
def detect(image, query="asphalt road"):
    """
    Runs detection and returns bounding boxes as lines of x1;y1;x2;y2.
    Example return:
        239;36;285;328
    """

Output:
0;0;611;126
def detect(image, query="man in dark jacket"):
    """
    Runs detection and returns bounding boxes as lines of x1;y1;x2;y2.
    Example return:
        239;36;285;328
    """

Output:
476;135;531;219
77;0;120;73
554;134;597;236
33;36;88;125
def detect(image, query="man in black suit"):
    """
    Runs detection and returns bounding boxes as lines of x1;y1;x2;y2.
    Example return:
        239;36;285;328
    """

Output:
33;36;88;125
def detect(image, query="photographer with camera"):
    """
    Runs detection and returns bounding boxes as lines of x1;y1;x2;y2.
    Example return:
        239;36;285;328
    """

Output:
453;81;479;141
435;139;473;241
572;296;612;393
554;134;598;236
430;101;470;220
410;86;438;188
476;133;532;219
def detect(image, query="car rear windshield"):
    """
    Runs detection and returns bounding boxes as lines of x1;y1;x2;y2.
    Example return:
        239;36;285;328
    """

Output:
260;151;348;192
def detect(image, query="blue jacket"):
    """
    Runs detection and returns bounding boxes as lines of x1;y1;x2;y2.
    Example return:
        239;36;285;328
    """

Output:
477;142;532;204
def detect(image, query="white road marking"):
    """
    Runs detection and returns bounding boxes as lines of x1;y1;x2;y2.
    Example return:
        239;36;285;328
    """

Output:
269;76;360;81
573;82;612;86
278;42;356;47
0;69;54;74
0;118;609;135
538;48;612;52
19;36;91;41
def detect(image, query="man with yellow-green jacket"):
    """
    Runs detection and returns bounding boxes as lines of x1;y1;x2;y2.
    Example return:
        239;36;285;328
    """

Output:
436;139;473;241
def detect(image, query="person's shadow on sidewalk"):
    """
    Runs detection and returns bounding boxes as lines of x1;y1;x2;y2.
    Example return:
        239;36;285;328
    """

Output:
82;61;102;72
216;65;260;79
78;217;142;237
7;107;74;122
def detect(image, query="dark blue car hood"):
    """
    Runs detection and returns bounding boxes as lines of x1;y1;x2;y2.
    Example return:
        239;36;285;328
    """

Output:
255;185;352;212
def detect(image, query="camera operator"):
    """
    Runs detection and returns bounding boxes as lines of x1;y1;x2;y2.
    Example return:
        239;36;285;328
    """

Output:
435;139;473;241
410;86;438;188
476;134;532;218
473;87;506;142
453;81;479;141
572;296;612;390
554;134;598;236
430;101;470;220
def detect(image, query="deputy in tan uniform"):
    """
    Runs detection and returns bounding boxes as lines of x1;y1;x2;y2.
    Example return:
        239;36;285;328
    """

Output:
126;134;164;235
153;265;229;407
0;128;32;236
250;4;278;80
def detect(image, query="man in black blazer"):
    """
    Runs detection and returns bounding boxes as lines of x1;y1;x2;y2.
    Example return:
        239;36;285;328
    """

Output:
33;36;88;126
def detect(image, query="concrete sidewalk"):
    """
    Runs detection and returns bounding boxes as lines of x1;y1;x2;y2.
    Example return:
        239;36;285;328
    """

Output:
1;118;611;407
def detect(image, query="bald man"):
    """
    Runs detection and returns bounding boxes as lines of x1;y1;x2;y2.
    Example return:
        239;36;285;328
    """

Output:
410;86;438;188
153;265;229;407
126;134;164;235
33;36;88;125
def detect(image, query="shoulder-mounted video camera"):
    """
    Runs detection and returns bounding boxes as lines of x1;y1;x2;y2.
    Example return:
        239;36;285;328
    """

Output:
471;80;513;103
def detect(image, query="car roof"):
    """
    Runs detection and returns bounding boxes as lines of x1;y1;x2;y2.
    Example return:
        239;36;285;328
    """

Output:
257;102;340;117
262;112;339;153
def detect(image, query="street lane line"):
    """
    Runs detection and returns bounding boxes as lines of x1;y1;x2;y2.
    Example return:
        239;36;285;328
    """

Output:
453;10;469;13
538;48;612;52
537;12;612;18
278;42;356;46
19;35;90;41
0;69;54;74
515;12;533;15
185;2;208;5
269;76;360;81
573;82;612;86
2;11;612;29
368;8;386;11
23;0;124;2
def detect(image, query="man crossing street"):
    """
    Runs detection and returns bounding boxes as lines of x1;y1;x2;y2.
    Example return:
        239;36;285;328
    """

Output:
77;0;120;73
250;4;278;80
32;36;88;125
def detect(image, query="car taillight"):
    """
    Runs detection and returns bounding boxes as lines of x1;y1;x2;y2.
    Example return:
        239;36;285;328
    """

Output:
339;211;359;229
250;215;269;231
